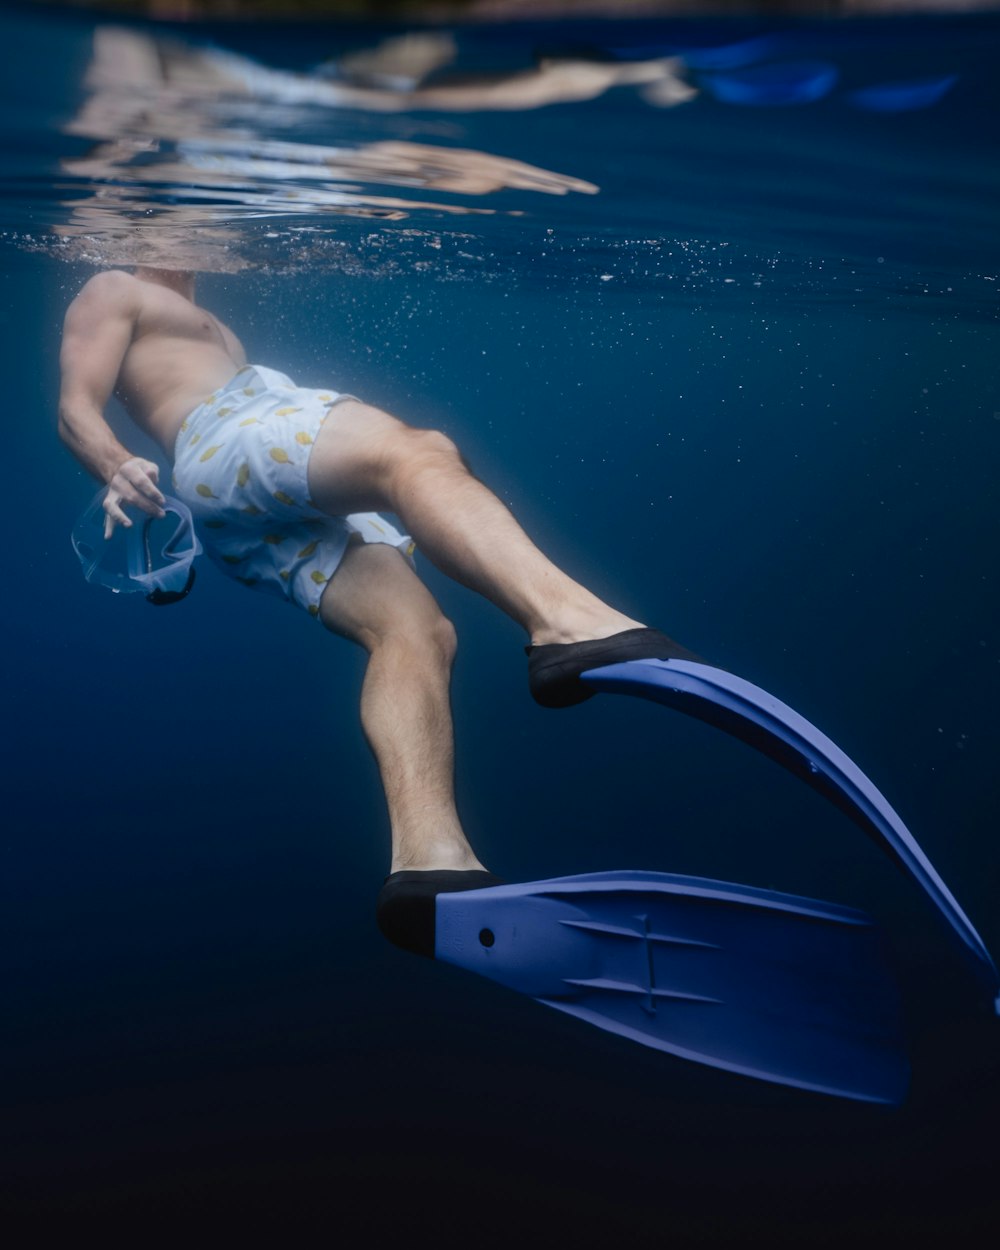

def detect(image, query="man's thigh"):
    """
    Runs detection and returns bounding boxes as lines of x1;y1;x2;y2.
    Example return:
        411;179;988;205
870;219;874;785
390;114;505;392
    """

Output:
307;398;410;517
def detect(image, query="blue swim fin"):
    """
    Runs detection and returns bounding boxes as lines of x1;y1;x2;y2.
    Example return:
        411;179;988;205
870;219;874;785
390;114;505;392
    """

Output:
581;658;1000;1010
433;870;909;1105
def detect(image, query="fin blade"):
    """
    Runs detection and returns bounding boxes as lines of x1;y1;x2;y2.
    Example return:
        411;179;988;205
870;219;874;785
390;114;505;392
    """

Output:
435;871;910;1104
540;996;908;1105
582;658;999;1005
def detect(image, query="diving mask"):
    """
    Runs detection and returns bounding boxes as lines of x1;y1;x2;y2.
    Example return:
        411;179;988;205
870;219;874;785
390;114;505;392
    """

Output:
72;488;202;605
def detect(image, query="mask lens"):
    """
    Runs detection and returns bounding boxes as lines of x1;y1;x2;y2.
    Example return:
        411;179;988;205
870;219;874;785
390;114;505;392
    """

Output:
73;489;202;602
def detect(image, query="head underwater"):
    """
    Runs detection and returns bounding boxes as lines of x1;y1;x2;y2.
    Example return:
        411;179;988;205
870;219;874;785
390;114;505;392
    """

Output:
72;488;202;606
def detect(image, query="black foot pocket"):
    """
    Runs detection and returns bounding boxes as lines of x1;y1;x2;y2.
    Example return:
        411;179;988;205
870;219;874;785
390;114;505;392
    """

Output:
526;627;701;709
376;869;505;958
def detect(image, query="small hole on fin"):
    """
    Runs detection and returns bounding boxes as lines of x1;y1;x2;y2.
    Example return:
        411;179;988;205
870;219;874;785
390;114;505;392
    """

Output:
478;928;495;948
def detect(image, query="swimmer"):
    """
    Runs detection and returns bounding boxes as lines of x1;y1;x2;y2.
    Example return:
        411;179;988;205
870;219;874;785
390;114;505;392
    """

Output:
58;267;681;888
58;269;997;1074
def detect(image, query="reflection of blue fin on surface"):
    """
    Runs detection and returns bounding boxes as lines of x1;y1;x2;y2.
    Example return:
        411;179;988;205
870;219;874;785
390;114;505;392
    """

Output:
846;76;958;113
700;60;839;106
381;869;909;1104
579;658;999;1008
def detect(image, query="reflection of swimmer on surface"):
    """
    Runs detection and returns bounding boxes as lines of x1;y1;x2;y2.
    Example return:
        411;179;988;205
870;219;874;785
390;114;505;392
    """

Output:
58;266;679;900
57;27;624;256
163;27;697;112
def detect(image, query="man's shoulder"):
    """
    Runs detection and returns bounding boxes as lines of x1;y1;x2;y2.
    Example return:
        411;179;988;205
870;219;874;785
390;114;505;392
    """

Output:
73;268;142;309
79;268;138;292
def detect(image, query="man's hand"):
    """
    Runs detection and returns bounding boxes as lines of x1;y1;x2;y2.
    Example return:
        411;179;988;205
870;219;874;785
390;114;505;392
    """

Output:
104;456;166;538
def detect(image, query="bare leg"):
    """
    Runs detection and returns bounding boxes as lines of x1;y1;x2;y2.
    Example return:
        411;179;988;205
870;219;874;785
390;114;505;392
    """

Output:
319;538;485;873
308;400;643;645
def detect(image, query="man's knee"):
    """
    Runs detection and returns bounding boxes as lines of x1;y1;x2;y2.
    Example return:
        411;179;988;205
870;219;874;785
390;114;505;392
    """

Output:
374;610;457;670
382;426;466;495
426;612;458;666
409;608;458;669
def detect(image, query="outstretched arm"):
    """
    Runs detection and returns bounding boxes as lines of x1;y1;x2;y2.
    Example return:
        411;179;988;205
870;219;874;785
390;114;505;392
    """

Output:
58;270;164;536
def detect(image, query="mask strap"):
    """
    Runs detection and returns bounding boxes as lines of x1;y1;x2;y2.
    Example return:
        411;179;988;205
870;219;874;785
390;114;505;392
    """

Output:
146;566;197;606
142;515;197;606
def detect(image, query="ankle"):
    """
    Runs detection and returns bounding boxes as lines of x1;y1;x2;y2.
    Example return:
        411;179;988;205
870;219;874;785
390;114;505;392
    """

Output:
390;841;487;874
530;608;645;649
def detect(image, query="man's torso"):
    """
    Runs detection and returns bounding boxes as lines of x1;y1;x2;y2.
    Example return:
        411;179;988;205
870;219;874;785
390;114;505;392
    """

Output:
117;276;248;455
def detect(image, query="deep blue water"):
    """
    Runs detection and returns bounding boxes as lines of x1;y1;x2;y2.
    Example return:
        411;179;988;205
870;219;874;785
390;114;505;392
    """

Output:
2;2;998;1240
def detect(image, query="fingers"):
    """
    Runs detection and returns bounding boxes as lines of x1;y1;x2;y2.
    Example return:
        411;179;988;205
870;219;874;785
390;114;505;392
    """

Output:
103;456;167;539
109;457;167;517
119;458;166;513
103;491;131;539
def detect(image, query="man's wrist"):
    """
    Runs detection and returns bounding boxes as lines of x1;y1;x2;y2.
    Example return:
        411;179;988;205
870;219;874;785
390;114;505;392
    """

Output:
101;449;135;485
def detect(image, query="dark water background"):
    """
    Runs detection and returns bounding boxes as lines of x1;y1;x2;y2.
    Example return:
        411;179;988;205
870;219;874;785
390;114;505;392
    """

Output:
1;2;998;1240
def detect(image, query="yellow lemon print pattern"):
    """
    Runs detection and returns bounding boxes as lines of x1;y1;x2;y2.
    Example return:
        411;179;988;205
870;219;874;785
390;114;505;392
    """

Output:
174;366;413;621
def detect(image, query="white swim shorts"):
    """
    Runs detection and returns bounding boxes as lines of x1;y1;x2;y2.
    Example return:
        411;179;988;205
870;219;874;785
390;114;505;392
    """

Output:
172;364;415;618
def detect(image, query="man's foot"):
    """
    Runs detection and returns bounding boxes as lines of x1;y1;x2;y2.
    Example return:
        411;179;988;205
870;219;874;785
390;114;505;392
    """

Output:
377;869;505;957
526;627;701;708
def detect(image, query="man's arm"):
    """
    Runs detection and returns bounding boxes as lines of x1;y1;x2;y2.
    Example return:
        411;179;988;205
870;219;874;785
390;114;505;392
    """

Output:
58;270;164;535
